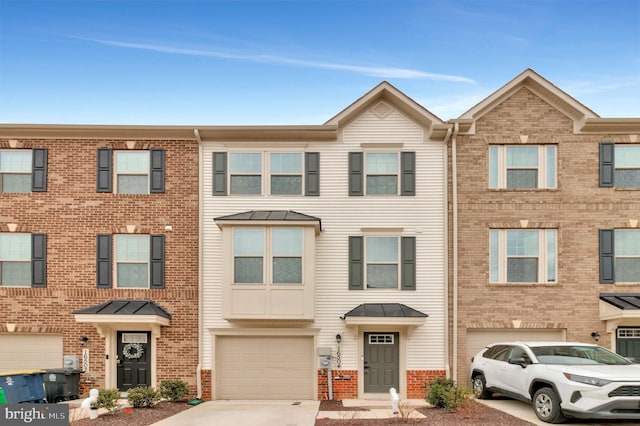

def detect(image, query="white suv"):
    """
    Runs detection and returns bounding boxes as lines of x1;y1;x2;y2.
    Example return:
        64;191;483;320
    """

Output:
470;342;640;423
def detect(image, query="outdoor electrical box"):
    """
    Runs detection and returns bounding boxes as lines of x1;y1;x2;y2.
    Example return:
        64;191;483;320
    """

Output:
318;347;332;368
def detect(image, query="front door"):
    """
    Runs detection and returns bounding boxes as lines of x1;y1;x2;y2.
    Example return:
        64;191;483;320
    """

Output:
364;332;399;393
117;331;151;390
617;328;640;363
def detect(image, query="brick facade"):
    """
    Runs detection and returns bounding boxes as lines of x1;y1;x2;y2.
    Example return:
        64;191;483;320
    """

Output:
317;369;358;400
406;370;446;399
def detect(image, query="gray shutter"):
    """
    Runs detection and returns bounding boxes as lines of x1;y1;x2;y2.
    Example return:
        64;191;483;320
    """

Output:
150;149;165;193
599;229;615;284
213;152;227;196
150;235;165;289
401;237;416;290
96;148;113;192
31;149;47;192
305;152;320;196
401;151;415;196
348;152;363;196
31;234;46;288
599;143;614;187
349;236;364;290
96;235;112;288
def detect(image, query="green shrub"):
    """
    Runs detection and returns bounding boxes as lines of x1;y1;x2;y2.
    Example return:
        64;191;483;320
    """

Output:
425;377;470;411
160;380;190;401
93;388;121;414
127;386;161;408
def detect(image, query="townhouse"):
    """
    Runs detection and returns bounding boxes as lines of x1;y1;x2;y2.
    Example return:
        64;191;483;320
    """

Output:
0;127;200;394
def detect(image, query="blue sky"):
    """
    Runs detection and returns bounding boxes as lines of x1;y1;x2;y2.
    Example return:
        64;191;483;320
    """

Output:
0;0;639;125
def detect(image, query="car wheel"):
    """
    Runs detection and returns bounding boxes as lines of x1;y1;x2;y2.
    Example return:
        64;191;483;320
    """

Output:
533;387;566;424
472;374;492;399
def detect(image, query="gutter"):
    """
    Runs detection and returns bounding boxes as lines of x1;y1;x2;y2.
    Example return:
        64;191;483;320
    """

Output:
194;128;203;399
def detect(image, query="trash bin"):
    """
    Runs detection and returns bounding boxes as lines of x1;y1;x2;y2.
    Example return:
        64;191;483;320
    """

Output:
0;370;46;403
0;387;7;404
43;369;82;402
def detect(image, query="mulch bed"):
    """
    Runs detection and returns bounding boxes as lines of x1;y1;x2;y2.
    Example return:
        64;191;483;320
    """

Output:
70;401;192;426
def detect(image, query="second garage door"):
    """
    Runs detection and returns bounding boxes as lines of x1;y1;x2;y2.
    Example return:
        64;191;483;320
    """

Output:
0;334;63;372
216;336;314;400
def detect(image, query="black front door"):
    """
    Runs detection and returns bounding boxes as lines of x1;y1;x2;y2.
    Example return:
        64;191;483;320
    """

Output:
364;332;399;393
117;331;151;390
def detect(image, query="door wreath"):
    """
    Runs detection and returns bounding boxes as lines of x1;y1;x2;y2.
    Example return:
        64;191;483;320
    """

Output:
122;343;144;360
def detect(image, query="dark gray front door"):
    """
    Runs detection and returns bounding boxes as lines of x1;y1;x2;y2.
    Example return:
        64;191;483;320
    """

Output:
617;328;640;363
364;332;399;393
117;331;151;390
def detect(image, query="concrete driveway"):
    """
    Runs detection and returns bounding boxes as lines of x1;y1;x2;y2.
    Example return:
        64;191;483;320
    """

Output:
151;400;319;426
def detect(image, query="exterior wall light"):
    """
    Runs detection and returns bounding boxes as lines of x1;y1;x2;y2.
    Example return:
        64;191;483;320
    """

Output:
79;336;89;345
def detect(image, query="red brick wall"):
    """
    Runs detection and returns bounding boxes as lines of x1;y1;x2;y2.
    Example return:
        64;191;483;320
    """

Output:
200;369;212;400
317;369;358;400
407;370;446;399
0;137;199;392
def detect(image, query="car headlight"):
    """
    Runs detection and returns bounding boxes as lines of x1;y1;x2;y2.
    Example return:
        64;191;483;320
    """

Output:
563;373;612;387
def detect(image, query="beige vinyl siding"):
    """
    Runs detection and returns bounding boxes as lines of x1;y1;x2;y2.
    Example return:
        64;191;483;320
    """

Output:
201;104;447;373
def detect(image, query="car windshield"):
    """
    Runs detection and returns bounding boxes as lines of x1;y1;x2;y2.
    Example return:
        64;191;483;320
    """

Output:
530;345;632;365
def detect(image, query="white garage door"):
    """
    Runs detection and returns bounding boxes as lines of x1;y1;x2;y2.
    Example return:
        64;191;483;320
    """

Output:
0;334;63;372
466;329;565;362
216;336;314;400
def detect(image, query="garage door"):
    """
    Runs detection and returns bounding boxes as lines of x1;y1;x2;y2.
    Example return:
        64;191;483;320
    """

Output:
466;329;565;363
216;336;314;400
0;334;63;372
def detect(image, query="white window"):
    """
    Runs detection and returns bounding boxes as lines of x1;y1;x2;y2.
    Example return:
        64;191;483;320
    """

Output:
228;152;305;195
490;229;557;283
614;145;640;188
270;153;303;195
614;230;640;282
229;153;262;195
233;227;303;284
115;151;149;194
0;150;32;193
366;153;398;195
366;236;399;288
0;233;31;286
489;145;556;189
115;235;150;288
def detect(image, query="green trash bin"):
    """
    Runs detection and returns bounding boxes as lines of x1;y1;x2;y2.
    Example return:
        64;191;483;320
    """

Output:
0;370;46;403
0;387;7;404
43;369;82;402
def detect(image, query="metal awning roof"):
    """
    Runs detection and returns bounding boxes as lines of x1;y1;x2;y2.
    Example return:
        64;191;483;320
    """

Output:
74;300;171;319
342;303;427;327
214;210;322;233
600;293;640;310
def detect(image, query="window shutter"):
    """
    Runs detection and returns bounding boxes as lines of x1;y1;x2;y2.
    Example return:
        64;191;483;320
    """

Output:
599;229;615;283
31;148;47;192
401;151;415;196
401;236;416;290
150;149;165;193
305;152;320;196
349;236;364;290
348;152;363;196
213;152;227;196
31;234;46;288
599;143;614;187
150;235;165;289
96;148;113;193
96;235;112;288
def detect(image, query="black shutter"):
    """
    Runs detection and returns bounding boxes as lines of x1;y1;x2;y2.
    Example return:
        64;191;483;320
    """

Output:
150;235;165;289
401;151;415;196
599;229;615;284
348;152;363;196
305;152;320;196
349;236;364;290
31;149;47;192
31;234;46;288
599;143;614;187
213;152;227;196
150;149;165;193
401;236;416;290
96;149;113;193
96;235;112;288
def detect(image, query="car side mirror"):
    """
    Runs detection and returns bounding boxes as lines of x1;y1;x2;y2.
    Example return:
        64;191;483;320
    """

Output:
508;357;528;368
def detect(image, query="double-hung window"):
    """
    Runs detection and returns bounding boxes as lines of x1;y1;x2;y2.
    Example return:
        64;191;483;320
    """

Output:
0;149;47;193
348;152;415;196
366;236;399;288
490;229;557;283
115;152;150;194
349;235;416;290
115;235;150;288
96;234;165;288
233;227;303;284
229;153;262;195
489;145;556;189
0;233;46;287
600;143;640;188
96;148;165;194
270;153;303;195
600;229;640;283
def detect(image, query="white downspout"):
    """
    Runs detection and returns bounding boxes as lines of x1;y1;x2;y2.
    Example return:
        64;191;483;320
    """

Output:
451;122;459;384
194;128;203;399
443;126;453;379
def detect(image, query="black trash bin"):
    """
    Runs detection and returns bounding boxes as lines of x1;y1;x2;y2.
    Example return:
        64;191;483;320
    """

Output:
0;370;46;403
43;369;82;402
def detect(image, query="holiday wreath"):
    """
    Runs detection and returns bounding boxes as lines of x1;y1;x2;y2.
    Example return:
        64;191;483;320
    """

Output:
122;343;144;359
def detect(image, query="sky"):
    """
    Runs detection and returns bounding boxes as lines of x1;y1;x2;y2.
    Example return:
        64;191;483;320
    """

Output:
0;0;639;125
